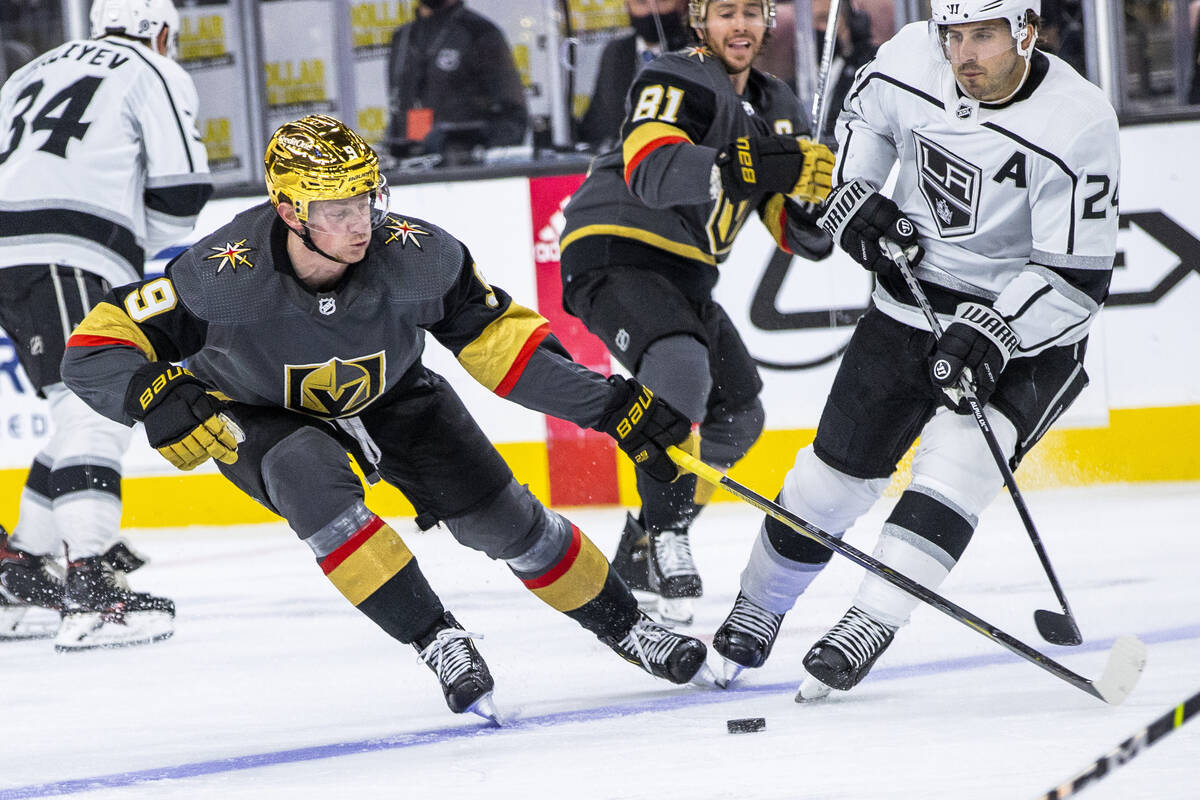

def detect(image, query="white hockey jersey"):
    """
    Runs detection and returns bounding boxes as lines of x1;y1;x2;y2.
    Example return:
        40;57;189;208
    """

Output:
834;22;1119;357
0;35;212;287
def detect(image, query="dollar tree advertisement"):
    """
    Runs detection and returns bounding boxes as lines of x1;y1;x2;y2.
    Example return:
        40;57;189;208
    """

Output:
178;3;252;182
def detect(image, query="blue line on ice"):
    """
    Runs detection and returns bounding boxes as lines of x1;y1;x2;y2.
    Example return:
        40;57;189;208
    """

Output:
5;624;1197;799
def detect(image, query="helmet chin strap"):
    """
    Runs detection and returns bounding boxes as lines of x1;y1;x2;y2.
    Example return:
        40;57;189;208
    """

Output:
294;224;356;265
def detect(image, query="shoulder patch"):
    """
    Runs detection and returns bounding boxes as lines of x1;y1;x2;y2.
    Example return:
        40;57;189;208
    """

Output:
683;46;712;61
204;239;255;273
383;216;432;249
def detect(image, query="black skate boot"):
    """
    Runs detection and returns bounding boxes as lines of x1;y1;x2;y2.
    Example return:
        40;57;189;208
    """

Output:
55;555;175;652
611;512;653;595
0;529;63;639
712;592;785;687
797;606;897;701
600;611;713;685
647;528;702;625
414;612;498;723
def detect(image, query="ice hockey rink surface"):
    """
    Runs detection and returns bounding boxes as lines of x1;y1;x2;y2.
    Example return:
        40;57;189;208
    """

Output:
3;482;1198;800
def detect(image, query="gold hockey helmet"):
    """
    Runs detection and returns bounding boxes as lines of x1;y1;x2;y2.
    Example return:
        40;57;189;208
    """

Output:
265;114;386;226
688;0;776;29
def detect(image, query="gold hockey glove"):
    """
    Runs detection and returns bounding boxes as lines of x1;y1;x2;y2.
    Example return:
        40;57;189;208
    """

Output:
125;362;239;471
715;135;810;204
788;138;835;204
595;376;692;483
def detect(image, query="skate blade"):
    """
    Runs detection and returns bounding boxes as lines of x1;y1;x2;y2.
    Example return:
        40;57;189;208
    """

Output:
467;692;503;726
795;674;833;703
656;597;694;627
0;605;57;640
54;610;174;652
717;658;747;689
689;662;721;689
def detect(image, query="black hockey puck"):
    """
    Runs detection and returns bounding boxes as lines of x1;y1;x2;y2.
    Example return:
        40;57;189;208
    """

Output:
726;717;766;734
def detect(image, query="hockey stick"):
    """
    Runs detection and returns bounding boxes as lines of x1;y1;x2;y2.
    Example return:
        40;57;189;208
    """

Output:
810;0;845;141
665;446;1146;705
1038;688;1200;798
880;239;1084;647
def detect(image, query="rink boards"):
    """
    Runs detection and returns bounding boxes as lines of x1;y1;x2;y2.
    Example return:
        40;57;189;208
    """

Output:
1;120;1198;527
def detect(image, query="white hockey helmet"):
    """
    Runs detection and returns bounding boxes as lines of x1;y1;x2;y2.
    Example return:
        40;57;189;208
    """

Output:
929;1;1040;60
688;0;777;30
90;0;180;59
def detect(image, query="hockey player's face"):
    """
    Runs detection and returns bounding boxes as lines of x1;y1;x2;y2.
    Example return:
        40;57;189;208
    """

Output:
702;1;767;74
307;194;374;261
941;19;1027;101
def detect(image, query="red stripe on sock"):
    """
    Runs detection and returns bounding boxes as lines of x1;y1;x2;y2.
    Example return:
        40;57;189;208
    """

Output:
522;525;582;590
320;515;386;575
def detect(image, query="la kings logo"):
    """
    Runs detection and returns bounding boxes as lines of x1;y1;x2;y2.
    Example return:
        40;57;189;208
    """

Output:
914;132;981;238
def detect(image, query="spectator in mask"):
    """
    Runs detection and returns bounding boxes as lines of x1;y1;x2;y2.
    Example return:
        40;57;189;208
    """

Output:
576;0;691;151
385;0;528;165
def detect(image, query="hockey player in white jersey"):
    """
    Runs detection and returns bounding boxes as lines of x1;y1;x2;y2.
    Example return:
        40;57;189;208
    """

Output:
0;0;211;650
709;0;1119;697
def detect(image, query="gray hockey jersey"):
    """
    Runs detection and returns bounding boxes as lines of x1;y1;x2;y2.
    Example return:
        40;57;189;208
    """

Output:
61;203;613;429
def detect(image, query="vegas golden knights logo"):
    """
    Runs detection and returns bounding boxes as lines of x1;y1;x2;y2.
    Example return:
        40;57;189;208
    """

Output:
285;352;386;418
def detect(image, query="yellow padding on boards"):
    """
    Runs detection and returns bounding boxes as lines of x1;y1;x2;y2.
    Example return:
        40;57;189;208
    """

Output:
526;529;610;612
324;522;414;606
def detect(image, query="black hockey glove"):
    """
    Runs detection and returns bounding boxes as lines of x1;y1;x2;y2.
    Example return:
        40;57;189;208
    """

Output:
124;362;240;471
715;136;834;204
929;303;1020;413
817;178;923;275
594;376;692;483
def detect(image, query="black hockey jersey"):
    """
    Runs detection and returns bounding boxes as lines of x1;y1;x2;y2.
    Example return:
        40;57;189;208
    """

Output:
561;47;829;302
62;203;613;429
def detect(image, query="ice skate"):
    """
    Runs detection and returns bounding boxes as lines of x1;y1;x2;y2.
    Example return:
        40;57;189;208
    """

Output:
54;555;175;652
415;612;498;724
611;512;655;603
800;606;897;694
647;528;702;626
0;529;64;640
712;592;785;688
601;610;713;686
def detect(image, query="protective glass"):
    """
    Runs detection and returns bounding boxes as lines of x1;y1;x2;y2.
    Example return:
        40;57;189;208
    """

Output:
303;181;391;236
937;23;1019;66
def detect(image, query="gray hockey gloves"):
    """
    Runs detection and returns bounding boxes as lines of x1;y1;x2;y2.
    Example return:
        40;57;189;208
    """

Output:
125;362;239;470
817;178;923;275
929;302;1019;412
715;136;835;205
595;376;692;483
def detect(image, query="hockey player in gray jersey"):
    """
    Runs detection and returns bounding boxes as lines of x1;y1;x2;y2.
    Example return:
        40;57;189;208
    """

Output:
711;0;1119;697
61;114;712;720
0;0;211;650
560;0;835;625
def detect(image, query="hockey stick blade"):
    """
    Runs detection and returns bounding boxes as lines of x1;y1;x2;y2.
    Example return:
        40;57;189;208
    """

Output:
1035;609;1084;647
1039;687;1200;799
666;446;1146;705
879;239;1084;648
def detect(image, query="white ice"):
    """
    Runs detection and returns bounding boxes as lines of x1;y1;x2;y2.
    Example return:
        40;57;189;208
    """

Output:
3;482;1198;800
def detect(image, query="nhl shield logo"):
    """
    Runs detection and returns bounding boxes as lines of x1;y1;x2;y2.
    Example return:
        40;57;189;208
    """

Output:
319;296;336;315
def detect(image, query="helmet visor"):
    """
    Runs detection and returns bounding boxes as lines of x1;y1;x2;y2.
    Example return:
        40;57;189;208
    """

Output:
303;179;390;236
937;22;1019;65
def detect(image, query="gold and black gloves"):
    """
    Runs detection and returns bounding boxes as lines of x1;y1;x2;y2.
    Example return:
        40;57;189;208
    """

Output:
715;135;834;205
125;362;239;470
595;376;692;483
